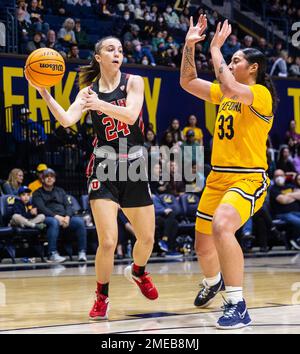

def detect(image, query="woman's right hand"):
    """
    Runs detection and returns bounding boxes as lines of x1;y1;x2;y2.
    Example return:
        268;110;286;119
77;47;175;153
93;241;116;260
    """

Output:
185;14;207;45
24;69;47;94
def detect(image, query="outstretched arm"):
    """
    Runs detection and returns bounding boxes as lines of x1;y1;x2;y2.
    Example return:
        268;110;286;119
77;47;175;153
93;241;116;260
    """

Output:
25;71;87;128
210;20;254;105
82;75;144;126
180;15;213;102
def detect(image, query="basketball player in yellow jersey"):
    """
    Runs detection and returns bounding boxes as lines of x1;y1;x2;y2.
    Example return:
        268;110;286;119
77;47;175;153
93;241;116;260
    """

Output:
180;15;277;329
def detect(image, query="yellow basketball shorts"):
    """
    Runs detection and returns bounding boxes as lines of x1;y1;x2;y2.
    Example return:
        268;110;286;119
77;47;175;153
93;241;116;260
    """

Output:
195;167;270;235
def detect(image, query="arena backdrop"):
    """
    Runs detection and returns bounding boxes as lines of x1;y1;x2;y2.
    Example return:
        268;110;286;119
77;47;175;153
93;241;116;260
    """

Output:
0;54;299;147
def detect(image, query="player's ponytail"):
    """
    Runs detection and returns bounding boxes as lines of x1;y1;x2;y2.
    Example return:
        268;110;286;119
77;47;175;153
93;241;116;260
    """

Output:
79;54;100;87
263;73;278;112
79;36;120;87
242;48;278;113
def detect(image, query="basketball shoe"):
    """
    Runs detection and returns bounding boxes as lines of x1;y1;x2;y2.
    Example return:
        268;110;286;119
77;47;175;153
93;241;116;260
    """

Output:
124;264;159;300
216;299;252;329
89;293;109;320
194;275;225;307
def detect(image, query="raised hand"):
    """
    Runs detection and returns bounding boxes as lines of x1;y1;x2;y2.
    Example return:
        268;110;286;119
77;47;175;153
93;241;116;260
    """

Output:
185;14;207;45
210;19;232;50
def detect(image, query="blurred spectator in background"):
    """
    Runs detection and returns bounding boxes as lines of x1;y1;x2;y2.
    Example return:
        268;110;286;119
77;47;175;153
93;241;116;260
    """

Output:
164;4;180;29
270;50;288;77
2;169;24;195
12;107;47;167
182;115;203;145
179;6;190;32
276;146;297;176
155;14;168;32
140;11;155;41
269;169;300;250
293;145;300;174
114;10;132;37
44;0;66;16
28;0;49;34
26;31;46;53
134;3;145;21
149;162;168;195
123;23;141;43
58;17;77;47
272;41;284;58
33;168;87;263
144;128;158;150
165;35;179;59
46;29;66;56
252;205;280;253
174;0;190;11
152;31;165;52
289;56;300;77
184;162;205;194
286;120;300;154
16;1;31;52
68;44;80;59
207;10;220;28
132;39;156;65
160;131;180;164
164;160;185;196
241;35;253;49
167;119;183;144
222;34;241;62
74;19;89;48
181;129;201;164
144;128;159;168
150;4;159;22
58;127;81;170
256;37;272;58
152;194;182;258
123;40;135;63
195;43;208;71
10;186;46;230
29;163;48;193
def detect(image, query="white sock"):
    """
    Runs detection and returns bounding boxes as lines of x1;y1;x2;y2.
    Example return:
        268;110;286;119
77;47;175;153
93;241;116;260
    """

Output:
225;286;243;304
204;272;221;287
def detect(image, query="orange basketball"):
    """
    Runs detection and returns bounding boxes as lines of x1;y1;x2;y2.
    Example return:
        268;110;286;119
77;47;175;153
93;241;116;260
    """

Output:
25;48;65;88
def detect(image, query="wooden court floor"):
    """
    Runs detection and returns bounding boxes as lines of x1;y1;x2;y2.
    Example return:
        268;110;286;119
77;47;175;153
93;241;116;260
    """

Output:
0;256;300;334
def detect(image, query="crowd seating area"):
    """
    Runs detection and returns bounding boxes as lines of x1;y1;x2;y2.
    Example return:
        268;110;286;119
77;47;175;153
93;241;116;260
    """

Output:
0;1;299;263
11;0;300;75
0;110;299;263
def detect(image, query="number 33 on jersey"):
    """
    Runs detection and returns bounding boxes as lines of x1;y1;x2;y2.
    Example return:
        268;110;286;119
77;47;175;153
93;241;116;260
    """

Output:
210;83;274;170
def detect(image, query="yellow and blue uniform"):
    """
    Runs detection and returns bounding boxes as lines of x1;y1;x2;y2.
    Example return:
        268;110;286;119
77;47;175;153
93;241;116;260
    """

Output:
196;83;274;235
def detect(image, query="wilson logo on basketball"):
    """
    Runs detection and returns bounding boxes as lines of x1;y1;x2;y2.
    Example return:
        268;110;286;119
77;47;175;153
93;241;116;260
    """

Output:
39;63;64;72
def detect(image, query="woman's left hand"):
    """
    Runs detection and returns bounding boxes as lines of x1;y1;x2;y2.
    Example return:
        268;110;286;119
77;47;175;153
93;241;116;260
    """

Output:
210;19;232;50
82;89;101;112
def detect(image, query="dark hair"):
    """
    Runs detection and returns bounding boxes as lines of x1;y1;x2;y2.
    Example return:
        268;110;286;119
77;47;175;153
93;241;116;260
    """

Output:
145;128;157;145
79;36;121;87
278;145;290;162
169;119;180;131
160;130;174;147
241;48;278;112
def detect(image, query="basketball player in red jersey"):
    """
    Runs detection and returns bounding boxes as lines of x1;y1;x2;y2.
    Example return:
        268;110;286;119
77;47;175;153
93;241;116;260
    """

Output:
25;36;158;320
